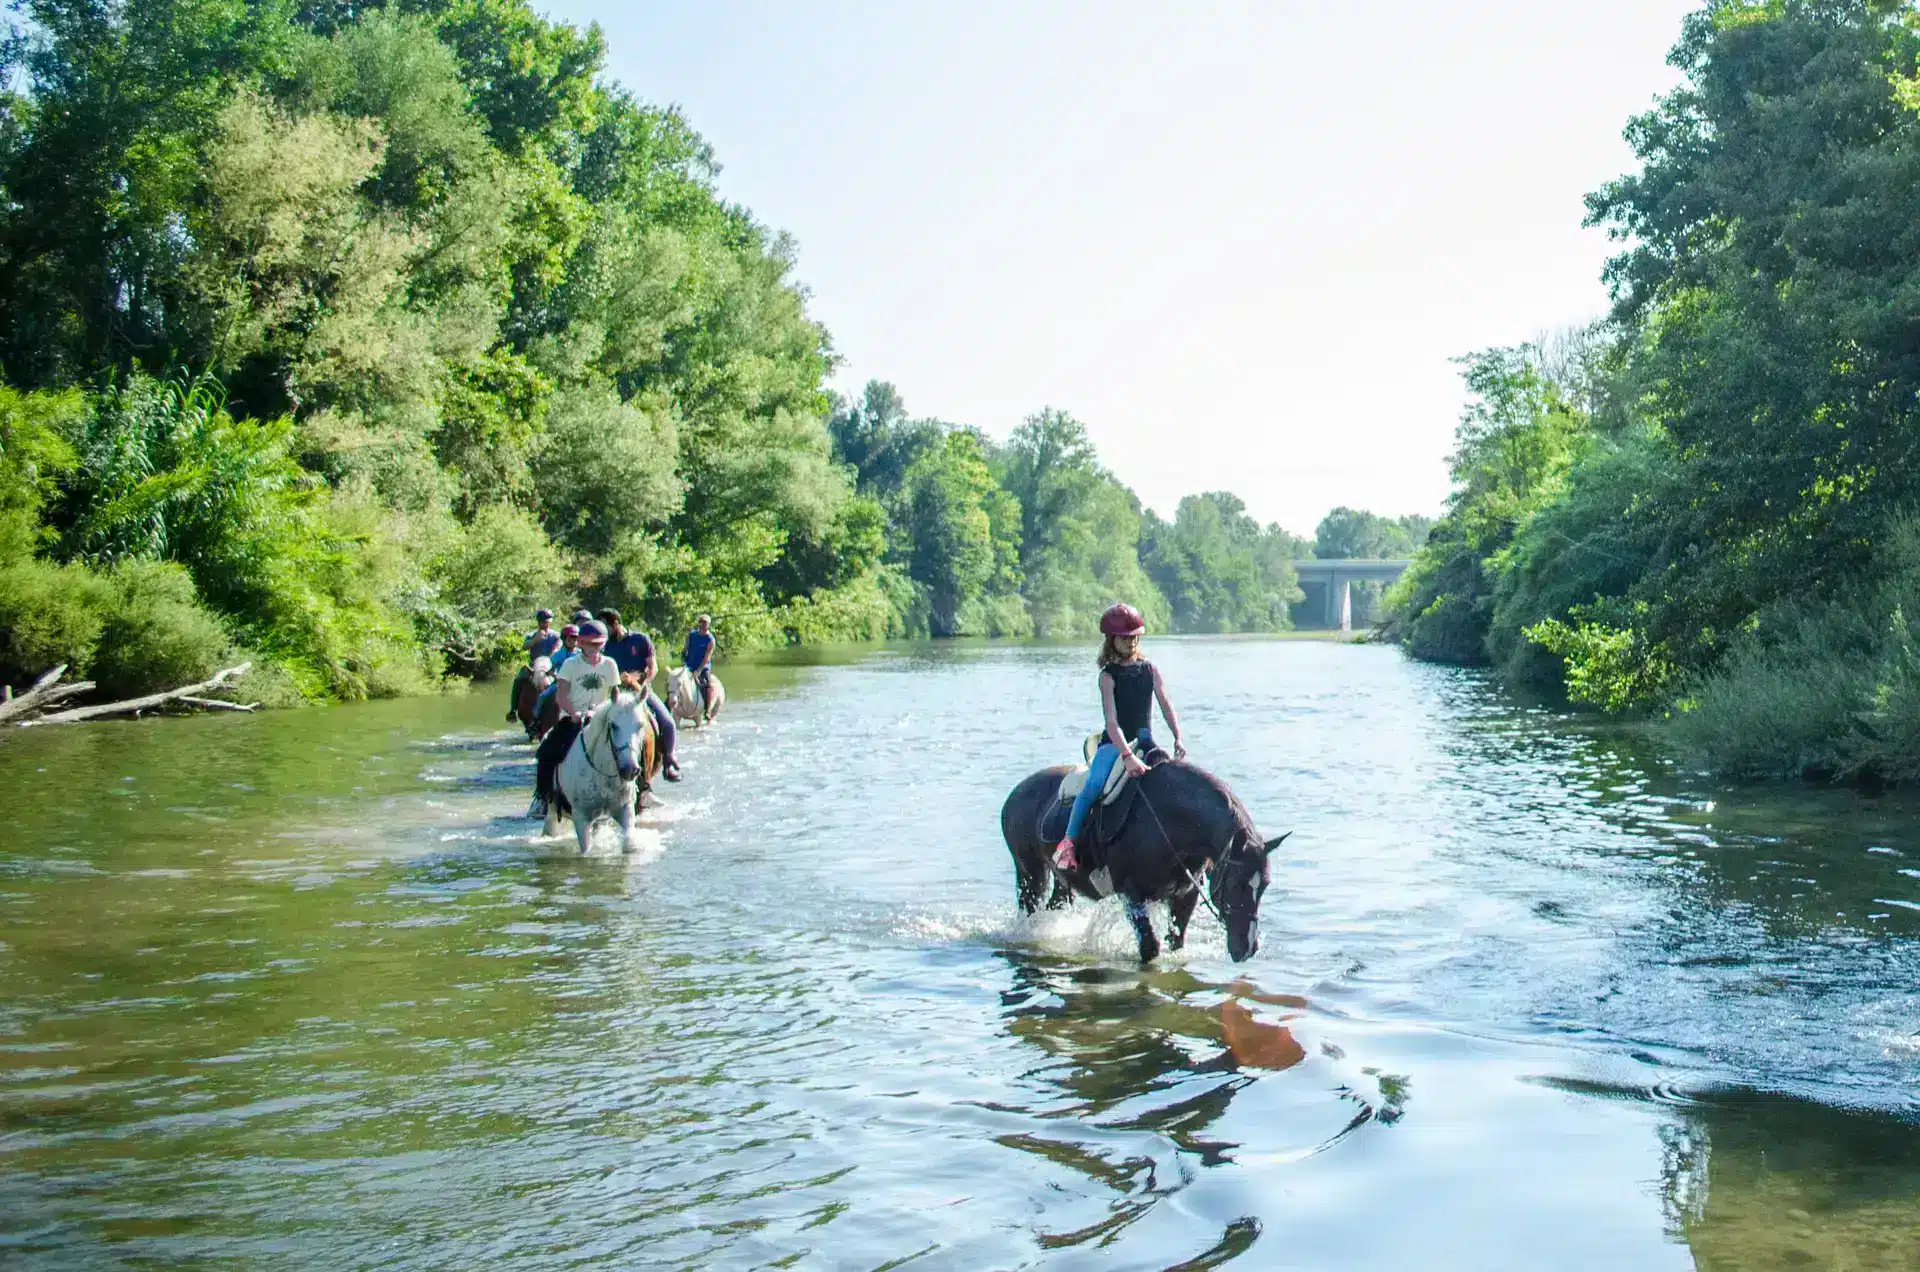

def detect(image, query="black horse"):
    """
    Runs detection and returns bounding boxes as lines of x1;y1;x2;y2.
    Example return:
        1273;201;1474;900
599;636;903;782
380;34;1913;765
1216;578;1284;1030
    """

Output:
1001;760;1285;965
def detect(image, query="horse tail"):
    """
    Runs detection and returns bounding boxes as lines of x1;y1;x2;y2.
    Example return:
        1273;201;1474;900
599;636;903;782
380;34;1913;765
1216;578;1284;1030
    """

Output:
641;704;660;788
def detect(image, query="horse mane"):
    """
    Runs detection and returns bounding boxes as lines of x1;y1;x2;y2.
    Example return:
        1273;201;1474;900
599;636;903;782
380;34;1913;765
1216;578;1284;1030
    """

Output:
1153;759;1261;845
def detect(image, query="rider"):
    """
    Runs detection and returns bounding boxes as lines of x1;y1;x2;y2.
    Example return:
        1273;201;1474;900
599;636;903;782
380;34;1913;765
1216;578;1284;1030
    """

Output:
598;608;682;783
529;620;622;818
525;609;562;660
551;623;580;670
507;609;561;720
682;614;717;720
1053;603;1187;871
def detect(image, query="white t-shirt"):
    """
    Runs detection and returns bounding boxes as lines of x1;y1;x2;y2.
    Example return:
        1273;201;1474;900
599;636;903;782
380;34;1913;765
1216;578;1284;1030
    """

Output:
555;652;623;714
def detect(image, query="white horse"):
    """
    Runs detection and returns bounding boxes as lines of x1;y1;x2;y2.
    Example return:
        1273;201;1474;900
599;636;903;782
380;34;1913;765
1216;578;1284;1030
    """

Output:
541;691;654;854
667;665;724;726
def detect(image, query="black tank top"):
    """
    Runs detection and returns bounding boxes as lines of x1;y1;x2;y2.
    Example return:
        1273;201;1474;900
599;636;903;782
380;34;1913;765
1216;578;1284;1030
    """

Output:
1103;660;1155;738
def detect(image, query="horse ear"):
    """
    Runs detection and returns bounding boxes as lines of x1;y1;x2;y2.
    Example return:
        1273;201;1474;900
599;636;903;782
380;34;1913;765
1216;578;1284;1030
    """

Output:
1263;832;1291;852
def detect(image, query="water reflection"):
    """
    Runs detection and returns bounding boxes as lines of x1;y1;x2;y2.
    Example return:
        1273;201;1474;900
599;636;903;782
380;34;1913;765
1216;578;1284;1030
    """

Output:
1551;1082;1920;1271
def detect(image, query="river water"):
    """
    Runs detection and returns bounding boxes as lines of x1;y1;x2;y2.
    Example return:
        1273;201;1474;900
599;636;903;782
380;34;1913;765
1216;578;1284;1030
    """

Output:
4;638;1920;1270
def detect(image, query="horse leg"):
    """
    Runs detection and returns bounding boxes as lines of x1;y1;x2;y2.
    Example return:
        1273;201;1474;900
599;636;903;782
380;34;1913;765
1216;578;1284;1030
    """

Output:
1045;877;1074;910
1125;895;1161;965
573;807;593;855
1166;887;1200;953
1015;848;1050;914
617;792;636;855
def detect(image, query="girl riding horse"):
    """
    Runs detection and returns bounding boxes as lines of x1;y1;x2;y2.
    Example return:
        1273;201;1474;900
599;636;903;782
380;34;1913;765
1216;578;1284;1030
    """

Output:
1054;602;1187;871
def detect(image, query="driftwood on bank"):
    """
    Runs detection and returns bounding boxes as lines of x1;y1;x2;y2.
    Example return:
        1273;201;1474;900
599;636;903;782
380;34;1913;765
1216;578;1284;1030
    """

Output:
0;664;98;725
8;662;256;727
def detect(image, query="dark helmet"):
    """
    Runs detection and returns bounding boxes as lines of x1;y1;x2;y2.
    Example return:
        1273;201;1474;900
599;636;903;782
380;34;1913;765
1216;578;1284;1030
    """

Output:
535;608;553;621
1100;603;1146;637
577;620;608;641
571;608;593;623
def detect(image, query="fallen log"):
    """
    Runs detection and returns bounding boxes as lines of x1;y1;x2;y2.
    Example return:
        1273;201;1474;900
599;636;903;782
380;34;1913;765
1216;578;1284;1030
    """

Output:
0;665;97;725
20;662;253;727
174;696;259;713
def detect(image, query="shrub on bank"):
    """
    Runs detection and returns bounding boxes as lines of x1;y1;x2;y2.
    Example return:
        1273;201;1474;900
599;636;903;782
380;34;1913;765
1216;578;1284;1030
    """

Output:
91;562;236;698
1670;523;1920;783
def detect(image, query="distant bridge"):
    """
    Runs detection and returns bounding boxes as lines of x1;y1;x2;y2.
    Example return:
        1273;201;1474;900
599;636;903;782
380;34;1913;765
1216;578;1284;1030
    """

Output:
1292;559;1413;631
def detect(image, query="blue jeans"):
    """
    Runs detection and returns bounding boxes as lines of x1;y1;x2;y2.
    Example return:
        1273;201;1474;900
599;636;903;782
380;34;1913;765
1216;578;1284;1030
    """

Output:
1064;730;1152;842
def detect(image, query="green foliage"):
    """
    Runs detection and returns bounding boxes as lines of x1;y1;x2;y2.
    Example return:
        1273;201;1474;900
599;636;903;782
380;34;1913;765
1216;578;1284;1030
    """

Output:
1384;332;1605;665
416;502;571;665
91;561;235;698
1525;606;1678;715
1385;6;1920;783
0;558;113;684
0;0;1353;703
1141;494;1299;634
1314;507;1430;560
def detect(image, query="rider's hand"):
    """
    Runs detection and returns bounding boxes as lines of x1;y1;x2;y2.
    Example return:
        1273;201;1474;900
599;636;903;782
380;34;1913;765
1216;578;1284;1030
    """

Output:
1124;753;1150;777
1174;741;1188;761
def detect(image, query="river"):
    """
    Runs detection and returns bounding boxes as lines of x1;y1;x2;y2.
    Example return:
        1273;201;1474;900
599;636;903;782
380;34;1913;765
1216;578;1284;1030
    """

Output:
3;638;1919;1270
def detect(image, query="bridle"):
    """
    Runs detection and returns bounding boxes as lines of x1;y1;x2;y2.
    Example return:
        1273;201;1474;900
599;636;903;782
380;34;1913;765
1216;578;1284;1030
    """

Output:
1140;782;1249;927
580;705;638;781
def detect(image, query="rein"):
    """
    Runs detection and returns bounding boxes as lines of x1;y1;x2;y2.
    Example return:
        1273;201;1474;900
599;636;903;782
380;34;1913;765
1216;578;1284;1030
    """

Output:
1137;781;1231;926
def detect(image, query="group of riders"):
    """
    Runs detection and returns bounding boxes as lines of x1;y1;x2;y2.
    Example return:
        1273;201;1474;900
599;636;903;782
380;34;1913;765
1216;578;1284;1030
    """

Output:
503;597;1266;963
508;607;720;821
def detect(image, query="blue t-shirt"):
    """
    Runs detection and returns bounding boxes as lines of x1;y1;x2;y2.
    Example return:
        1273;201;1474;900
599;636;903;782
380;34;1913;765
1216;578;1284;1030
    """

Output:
526;629;562;660
683;630;714;670
604;630;656;677
550;646;574;671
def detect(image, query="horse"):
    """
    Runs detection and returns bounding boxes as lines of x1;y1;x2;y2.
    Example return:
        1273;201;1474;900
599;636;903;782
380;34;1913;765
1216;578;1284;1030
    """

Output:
1000;760;1285;965
667;665;724;726
541;690;661;854
512;656;553;738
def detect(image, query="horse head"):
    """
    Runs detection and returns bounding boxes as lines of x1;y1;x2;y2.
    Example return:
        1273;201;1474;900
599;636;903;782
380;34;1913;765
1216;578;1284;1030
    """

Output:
1210;830;1289;962
529;656;553;690
600;691;646;782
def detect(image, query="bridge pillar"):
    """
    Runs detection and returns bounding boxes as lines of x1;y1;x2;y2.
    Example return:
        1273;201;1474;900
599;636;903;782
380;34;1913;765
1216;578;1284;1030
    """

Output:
1322;573;1351;630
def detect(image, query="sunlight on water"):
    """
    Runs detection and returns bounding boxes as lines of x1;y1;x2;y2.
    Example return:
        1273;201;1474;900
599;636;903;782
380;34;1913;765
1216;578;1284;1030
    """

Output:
4;639;1920;1268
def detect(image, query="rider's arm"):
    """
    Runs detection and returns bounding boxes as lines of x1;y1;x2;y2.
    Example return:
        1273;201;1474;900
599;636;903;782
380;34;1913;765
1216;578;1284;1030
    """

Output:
1152;664;1187;758
556;677;576;719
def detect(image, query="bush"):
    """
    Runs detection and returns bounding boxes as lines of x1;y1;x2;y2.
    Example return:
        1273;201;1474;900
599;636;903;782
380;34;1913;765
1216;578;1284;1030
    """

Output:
1669;614;1872;780
1668;522;1920;781
0;558;113;686
419;502;573;668
1525;603;1678;714
91;561;236;698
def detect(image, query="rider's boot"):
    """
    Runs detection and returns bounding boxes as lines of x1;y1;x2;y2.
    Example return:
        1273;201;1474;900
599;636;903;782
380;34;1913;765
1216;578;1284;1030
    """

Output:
663;757;682;782
1052;837;1077;871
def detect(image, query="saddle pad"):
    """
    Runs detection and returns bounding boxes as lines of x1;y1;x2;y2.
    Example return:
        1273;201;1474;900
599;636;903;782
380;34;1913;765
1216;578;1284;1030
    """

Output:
1057;736;1140;806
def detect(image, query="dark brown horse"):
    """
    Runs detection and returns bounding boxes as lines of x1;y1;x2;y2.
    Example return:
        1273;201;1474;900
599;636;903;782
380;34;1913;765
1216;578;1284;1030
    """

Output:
1001;760;1284;964
512;658;557;740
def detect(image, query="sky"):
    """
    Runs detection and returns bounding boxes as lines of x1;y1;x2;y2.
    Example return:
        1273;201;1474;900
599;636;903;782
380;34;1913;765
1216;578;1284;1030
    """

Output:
543;1;1697;535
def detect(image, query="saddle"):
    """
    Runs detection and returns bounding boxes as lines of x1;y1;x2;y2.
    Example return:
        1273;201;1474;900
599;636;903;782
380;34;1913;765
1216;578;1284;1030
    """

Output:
1035;734;1171;859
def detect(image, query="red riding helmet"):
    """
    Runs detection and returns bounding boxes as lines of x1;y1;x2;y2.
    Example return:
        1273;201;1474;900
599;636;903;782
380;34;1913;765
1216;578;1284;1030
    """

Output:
1100;603;1146;637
